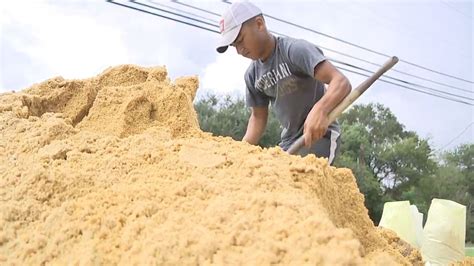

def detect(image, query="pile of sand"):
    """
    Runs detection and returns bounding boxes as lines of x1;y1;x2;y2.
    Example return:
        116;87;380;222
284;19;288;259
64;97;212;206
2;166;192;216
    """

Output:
451;257;474;266
1;65;422;264
376;228;423;265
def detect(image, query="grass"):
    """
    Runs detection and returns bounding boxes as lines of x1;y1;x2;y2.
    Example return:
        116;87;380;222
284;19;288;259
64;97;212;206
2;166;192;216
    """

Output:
466;246;474;257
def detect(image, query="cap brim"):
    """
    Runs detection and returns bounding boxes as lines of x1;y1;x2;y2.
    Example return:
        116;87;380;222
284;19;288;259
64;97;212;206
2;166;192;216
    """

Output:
216;24;242;53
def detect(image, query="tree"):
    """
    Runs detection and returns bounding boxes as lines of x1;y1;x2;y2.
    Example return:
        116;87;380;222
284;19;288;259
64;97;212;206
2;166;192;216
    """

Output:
409;144;473;241
194;94;281;148
334;103;437;222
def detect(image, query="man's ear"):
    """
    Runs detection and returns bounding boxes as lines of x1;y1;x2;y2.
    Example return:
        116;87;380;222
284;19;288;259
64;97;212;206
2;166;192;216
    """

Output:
255;16;265;31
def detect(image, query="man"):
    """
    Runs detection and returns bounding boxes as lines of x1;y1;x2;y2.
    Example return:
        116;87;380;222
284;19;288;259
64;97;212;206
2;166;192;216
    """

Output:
216;1;351;165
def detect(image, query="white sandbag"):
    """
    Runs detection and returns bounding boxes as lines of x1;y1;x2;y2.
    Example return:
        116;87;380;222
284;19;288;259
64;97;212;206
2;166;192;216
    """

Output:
378;201;418;247
410;204;424;248
421;198;466;266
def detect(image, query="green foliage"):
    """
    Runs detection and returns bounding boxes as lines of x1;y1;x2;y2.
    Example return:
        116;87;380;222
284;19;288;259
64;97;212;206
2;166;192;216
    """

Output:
334;103;438;222
414;144;473;241
194;94;280;148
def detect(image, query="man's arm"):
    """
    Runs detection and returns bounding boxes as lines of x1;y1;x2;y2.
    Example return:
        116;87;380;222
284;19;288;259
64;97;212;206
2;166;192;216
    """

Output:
304;60;351;147
242;106;269;145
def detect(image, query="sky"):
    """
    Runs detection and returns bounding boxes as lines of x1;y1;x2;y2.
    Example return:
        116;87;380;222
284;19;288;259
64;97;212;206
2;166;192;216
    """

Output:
1;0;473;153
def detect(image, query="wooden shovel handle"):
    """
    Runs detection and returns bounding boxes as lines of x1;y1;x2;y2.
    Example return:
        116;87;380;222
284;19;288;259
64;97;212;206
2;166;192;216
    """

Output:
287;56;399;155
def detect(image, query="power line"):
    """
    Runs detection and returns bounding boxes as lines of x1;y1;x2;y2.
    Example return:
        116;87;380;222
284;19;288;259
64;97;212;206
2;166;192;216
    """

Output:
170;0;473;94
324;48;473;95
438;122;474;151
249;26;474;102
335;64;474;106
147;0;217;23
106;0;219;33
107;0;474;106
171;0;221;17
331;59;474;101
441;0;473;21
221;0;474;84
138;0;473;102
131;0;217;28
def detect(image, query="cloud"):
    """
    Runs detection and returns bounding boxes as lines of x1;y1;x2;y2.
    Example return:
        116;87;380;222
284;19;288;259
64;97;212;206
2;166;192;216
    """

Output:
199;49;251;98
0;0;129;91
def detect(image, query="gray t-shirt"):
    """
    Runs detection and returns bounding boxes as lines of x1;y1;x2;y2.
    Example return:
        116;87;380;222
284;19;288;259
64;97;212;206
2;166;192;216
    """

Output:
244;36;340;151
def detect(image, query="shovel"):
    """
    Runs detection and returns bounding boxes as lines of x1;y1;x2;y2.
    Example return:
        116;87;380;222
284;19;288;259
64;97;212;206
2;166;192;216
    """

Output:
287;56;399;155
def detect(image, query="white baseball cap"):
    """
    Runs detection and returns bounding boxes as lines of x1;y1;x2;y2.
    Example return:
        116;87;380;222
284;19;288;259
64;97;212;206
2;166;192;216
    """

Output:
216;1;262;53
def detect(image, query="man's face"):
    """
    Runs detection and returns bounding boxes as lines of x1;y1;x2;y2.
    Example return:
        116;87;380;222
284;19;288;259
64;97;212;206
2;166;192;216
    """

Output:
231;18;263;60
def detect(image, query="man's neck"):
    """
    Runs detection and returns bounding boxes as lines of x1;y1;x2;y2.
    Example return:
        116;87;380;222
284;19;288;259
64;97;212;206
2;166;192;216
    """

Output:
260;34;276;62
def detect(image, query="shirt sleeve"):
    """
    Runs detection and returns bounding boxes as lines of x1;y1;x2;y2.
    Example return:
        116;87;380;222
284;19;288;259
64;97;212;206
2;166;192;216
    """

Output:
287;39;326;80
245;67;270;108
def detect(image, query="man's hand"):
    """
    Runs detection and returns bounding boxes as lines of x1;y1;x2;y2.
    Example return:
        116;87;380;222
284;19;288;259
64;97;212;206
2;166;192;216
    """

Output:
302;60;351;148
303;106;330;147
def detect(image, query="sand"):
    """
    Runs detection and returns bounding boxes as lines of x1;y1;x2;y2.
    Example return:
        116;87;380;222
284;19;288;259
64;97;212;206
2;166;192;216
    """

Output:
450;257;474;266
0;65;421;265
376;228;423;265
